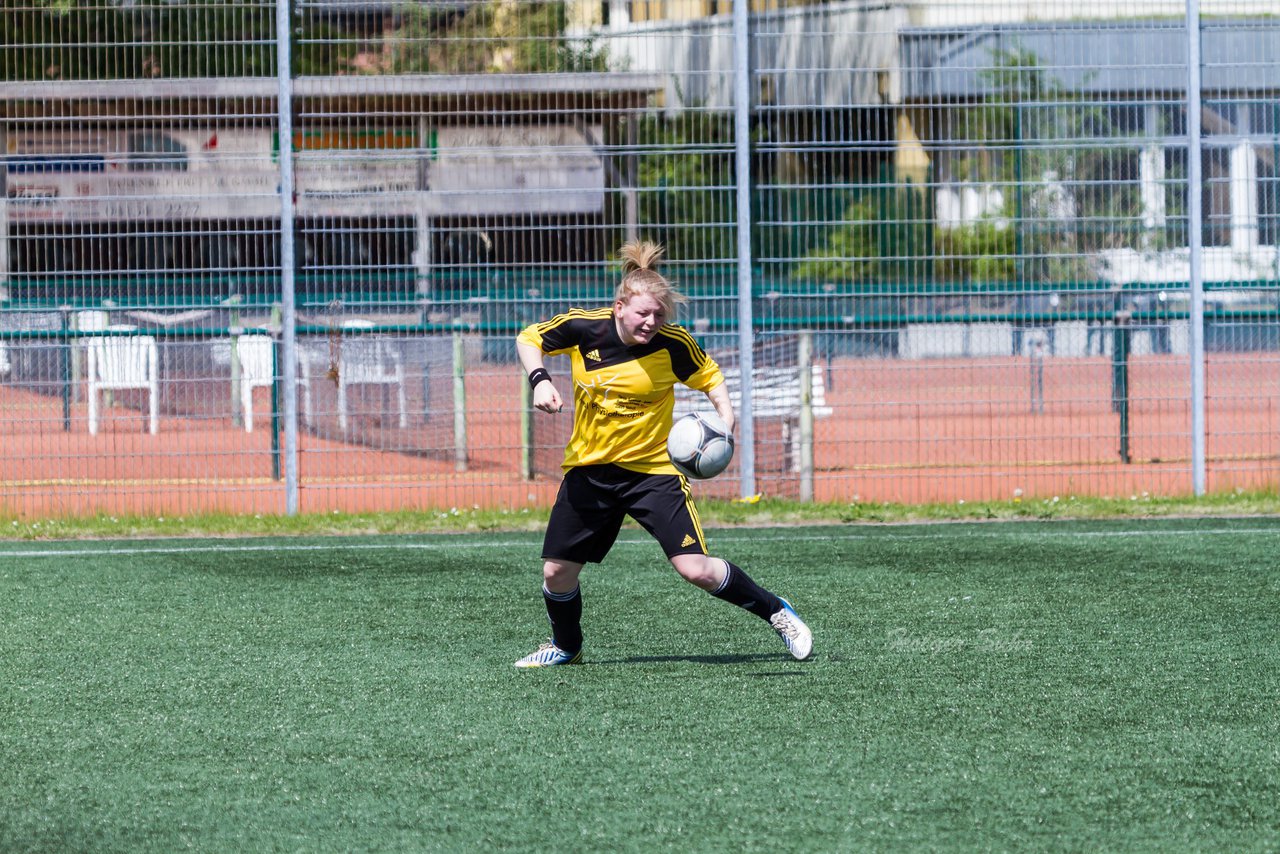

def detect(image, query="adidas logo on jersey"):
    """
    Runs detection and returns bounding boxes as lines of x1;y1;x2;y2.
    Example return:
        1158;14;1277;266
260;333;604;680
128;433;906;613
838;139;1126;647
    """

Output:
584;349;602;362
680;533;696;547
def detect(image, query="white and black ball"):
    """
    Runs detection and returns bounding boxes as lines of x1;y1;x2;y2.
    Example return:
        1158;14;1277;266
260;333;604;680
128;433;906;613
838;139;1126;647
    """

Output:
667;412;735;480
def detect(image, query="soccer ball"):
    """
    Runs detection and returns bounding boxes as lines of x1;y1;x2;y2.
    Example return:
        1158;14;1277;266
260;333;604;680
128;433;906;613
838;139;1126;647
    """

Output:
667;412;735;480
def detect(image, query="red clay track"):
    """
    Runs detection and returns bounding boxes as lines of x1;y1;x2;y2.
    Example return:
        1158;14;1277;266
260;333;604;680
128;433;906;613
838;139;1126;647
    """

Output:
2;353;1277;518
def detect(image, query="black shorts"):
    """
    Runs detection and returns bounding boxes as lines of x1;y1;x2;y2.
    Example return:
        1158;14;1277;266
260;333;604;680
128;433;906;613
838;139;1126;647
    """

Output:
542;464;708;564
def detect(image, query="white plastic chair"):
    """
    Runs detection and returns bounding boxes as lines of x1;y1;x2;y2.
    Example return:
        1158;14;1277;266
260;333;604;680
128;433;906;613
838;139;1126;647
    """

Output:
76;310;110;334
235;334;276;433
86;325;159;435
73;309;111;403
337;319;407;434
294;342;323;428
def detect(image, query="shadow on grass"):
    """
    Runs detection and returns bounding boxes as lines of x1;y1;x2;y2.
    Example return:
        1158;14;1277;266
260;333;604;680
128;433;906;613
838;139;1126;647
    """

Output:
592;653;804;666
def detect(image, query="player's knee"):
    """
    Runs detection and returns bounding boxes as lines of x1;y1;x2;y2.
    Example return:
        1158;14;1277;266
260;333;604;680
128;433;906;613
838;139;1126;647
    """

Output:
542;559;581;591
671;554;721;590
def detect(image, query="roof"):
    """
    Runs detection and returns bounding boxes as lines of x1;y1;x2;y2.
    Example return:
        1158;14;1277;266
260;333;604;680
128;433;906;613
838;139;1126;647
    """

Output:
898;18;1280;101
0;72;665;121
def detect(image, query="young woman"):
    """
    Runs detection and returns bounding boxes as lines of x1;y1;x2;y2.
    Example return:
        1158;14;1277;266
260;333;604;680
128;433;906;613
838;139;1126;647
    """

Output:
513;240;812;667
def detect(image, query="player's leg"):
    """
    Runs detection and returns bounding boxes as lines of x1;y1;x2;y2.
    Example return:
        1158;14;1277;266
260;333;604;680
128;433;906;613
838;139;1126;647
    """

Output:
630;473;813;660
668;552;812;659
541;557;585;656
515;467;625;668
515;557;586;668
669;553;774;615
680;552;813;660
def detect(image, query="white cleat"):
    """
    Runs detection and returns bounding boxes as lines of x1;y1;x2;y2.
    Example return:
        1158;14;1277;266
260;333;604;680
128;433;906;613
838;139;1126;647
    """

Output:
769;598;813;660
513;641;583;668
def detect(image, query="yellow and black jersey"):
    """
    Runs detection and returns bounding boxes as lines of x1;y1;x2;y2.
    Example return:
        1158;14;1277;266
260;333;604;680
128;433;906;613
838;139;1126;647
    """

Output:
518;307;725;475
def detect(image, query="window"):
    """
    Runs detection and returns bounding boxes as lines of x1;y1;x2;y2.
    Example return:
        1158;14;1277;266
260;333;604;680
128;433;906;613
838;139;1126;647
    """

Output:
128;133;189;172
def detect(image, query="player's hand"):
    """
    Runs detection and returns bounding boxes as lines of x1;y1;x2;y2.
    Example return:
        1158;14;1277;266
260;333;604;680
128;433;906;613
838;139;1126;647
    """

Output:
533;381;563;413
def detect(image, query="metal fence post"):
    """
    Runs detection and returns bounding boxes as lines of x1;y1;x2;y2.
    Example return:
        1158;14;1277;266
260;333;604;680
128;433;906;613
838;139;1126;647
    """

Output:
60;308;71;432
271;333;282;482
276;0;300;515
797;330;814;502
1186;0;1206;494
733;0;757;499
1113;312;1131;464
453;332;468;472
228;301;243;430
520;374;533;481
1030;337;1045;414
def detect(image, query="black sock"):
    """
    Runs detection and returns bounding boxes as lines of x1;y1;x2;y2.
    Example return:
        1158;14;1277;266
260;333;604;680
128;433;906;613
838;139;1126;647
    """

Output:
543;585;583;654
710;561;782;621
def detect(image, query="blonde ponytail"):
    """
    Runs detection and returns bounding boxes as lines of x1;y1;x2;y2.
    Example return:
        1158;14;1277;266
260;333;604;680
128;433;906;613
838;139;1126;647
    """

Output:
614;240;687;319
619;240;665;274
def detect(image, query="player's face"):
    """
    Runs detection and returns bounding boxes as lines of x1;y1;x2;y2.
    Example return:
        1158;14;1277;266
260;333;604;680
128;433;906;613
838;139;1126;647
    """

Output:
614;293;667;345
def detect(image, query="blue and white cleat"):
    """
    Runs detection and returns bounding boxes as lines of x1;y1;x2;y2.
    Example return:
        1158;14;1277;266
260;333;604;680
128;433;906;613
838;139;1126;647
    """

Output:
769;598;813;660
514;641;583;669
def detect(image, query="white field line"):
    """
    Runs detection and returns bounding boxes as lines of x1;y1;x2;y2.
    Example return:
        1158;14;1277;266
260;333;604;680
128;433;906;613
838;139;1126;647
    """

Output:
0;525;1277;559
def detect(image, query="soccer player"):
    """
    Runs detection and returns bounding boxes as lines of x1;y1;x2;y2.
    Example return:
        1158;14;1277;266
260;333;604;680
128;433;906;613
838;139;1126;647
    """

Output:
512;240;813;667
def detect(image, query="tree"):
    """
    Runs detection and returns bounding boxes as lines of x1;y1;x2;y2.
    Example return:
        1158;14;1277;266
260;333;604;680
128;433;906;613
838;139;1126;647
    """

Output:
793;46;1152;295
0;0;609;80
632;111;739;265
940;45;1145;286
1;0;275;80
385;0;609;75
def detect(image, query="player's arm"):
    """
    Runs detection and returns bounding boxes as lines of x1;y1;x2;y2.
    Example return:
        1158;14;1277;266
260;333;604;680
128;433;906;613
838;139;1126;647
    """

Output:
704;382;735;432
516;338;563;414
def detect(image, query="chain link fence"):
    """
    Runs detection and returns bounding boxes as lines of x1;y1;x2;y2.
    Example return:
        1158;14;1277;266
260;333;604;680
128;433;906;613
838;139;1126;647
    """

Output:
1;0;1277;517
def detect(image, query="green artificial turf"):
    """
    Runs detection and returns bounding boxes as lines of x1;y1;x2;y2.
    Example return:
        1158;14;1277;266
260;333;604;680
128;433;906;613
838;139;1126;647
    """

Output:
1;519;1277;852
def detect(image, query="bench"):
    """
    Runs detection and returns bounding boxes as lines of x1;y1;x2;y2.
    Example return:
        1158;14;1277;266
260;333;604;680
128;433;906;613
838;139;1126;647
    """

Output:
720;364;832;420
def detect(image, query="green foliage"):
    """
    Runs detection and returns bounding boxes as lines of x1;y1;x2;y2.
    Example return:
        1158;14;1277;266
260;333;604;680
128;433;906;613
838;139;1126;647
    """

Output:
964;45;1145;282
933;219;1017;283
139;3;277;77
791;184;933;285
790;197;883;284
505;2;609;73
0;0;607;80
389;2;497;74
293;21;362;77
791;45;1154;290
387;0;609;74
634;112;738;263
1;0;275;80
